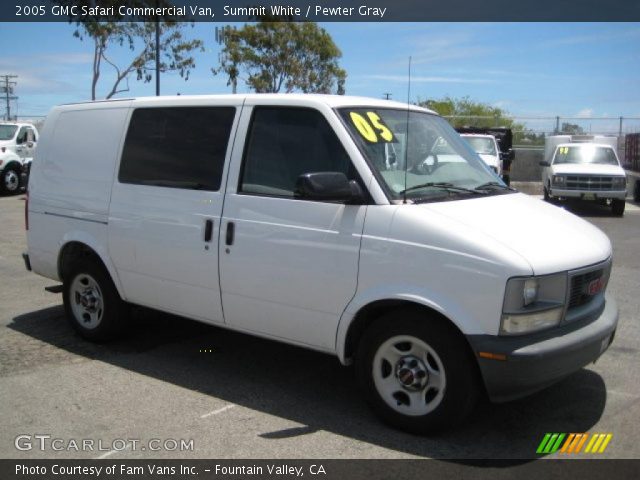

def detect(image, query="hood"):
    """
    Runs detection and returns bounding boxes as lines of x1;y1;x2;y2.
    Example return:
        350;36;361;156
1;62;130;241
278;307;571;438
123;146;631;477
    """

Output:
479;153;500;168
551;163;625;176
420;193;611;275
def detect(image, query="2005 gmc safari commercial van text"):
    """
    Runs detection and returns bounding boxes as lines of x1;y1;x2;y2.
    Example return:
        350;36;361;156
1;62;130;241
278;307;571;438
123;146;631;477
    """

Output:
23;95;618;433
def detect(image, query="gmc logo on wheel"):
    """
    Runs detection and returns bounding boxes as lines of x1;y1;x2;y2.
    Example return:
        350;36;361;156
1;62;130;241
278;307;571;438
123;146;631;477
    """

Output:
587;277;605;296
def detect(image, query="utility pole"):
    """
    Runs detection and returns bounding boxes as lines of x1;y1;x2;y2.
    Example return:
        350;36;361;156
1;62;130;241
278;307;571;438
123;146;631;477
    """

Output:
1;75;18;121
383;93;392;100
155;20;160;96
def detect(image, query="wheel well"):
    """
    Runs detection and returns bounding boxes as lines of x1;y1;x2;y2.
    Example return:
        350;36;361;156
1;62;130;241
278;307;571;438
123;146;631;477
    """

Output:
344;300;469;362
2;160;22;172
58;242;105;283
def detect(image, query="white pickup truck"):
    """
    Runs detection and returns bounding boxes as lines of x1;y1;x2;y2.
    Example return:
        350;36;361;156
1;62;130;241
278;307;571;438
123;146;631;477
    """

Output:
0;122;39;194
540;135;627;216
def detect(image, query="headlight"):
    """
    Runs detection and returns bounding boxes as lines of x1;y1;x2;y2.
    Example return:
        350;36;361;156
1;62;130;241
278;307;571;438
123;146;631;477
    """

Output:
501;308;564;335
501;273;567;335
611;176;626;189
552;175;566;186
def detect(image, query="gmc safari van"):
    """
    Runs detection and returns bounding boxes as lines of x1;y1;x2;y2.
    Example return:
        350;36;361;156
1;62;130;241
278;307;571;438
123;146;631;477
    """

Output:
24;95;618;433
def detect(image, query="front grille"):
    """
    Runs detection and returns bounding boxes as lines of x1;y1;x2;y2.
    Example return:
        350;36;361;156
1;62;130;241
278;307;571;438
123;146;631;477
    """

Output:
564;175;615;191
569;268;604;308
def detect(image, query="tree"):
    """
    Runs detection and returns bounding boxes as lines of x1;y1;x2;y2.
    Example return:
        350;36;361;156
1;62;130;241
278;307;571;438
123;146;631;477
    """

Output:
560;122;584;135
58;1;203;100
214;19;346;94
419;96;534;144
419;96;518;129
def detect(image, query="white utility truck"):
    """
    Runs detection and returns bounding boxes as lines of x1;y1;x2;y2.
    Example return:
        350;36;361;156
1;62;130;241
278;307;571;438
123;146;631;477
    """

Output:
460;133;502;175
0;122;39;194
540;135;627;216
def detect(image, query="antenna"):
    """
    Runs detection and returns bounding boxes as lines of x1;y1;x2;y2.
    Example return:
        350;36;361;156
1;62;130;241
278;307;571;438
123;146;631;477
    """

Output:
403;57;412;204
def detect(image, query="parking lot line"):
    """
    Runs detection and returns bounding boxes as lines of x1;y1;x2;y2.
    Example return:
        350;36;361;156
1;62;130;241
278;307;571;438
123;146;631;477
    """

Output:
200;404;236;418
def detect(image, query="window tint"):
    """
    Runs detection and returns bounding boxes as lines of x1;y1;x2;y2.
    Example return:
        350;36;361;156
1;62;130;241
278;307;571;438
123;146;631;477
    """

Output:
119;107;235;191
240;107;354;197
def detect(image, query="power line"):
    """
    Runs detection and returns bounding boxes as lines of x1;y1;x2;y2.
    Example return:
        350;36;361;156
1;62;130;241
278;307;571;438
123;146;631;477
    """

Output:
1;75;18;121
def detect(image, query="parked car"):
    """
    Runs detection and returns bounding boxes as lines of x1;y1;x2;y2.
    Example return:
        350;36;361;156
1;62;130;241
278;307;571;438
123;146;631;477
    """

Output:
540;135;627;216
24;95;618;433
0;122;38;194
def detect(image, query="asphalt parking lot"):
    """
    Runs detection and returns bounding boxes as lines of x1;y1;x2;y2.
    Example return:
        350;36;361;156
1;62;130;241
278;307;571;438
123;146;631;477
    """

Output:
1;192;639;461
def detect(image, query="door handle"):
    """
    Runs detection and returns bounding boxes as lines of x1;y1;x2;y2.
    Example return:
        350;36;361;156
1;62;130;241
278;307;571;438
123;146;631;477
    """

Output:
225;221;235;246
204;219;213;242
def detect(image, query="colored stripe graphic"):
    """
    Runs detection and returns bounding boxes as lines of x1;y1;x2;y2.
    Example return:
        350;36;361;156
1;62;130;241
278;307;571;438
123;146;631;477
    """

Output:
538;433;613;454
536;433;565;454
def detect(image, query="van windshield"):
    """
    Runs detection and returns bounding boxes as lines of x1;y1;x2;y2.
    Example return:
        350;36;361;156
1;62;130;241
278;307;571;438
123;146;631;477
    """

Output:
339;108;509;202
553;145;619;166
0;125;18;140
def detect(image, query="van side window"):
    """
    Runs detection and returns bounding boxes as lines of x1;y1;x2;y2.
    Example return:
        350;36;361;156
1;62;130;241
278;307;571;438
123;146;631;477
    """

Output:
240;107;354;197
119;107;235;191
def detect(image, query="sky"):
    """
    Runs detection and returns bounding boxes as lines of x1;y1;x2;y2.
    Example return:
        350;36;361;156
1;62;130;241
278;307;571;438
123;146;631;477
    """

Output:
2;22;640;133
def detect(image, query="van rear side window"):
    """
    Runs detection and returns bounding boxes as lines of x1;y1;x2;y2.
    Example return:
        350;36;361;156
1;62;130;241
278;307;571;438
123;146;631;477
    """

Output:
119;107;235;191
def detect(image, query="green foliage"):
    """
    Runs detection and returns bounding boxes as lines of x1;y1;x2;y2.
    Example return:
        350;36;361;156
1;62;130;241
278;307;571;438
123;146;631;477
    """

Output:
214;19;346;94
418;96;541;145
560;122;584;135
418;96;518;129
58;0;203;99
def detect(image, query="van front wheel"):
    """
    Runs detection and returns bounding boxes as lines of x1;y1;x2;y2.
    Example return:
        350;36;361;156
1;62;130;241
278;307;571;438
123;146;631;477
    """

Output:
611;199;625;217
63;261;128;341
356;311;479;433
1;167;21;194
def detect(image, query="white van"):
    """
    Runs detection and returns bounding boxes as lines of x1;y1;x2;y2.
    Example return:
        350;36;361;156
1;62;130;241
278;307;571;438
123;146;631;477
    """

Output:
24;95;618;433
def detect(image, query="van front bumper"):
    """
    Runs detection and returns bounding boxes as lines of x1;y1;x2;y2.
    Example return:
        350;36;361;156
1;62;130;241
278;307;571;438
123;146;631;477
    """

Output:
466;295;618;402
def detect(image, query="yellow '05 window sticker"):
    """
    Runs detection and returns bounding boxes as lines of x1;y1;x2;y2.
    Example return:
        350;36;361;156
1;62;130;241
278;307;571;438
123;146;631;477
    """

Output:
349;111;396;143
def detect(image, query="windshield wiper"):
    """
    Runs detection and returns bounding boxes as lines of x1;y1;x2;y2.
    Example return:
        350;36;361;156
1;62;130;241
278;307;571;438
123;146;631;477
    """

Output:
474;181;516;192
399;182;485;196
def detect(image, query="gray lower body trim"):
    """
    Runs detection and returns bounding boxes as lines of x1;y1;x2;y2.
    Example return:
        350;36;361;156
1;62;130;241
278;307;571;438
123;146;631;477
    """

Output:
467;295;618;402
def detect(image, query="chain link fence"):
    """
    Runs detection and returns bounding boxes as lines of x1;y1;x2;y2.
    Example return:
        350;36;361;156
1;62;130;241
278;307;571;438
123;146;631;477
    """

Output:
443;115;640;181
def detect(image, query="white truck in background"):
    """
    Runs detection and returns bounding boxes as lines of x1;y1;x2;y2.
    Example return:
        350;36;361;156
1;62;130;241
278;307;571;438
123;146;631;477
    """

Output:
460;133;502;175
0;122;39;194
540;135;627;216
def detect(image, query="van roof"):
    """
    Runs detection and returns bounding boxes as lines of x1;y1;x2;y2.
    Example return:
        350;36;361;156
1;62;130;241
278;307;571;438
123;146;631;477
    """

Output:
59;93;437;115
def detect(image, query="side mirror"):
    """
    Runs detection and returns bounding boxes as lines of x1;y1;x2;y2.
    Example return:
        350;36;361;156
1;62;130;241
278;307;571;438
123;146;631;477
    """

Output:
539;161;550;167
500;149;515;161
295;172;364;203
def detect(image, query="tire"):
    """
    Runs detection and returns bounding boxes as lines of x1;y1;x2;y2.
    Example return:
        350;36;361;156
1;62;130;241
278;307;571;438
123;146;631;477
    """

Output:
611;199;625;217
356;309;479;434
63;260;128;341
1;166;21;195
543;186;550;202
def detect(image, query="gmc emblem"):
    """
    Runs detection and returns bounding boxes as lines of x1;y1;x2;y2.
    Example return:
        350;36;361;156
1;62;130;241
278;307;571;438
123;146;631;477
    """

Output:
587;277;605;296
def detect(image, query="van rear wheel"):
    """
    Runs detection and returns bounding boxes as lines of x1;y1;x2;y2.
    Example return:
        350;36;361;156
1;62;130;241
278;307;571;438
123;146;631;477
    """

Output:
355;310;479;433
63;260;128;341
